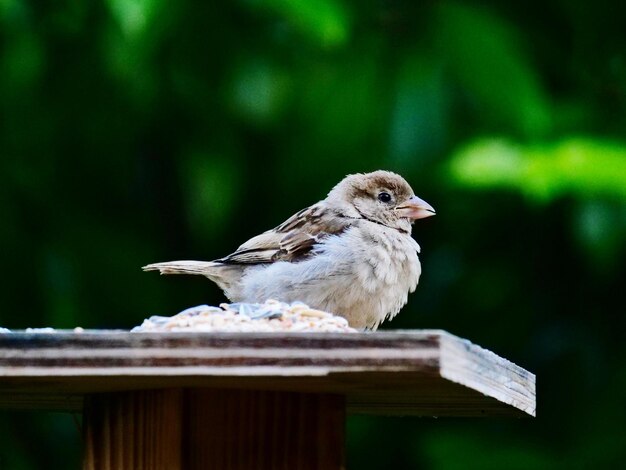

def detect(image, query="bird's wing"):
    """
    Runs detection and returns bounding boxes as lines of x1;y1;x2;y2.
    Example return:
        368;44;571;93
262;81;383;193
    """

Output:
215;203;352;265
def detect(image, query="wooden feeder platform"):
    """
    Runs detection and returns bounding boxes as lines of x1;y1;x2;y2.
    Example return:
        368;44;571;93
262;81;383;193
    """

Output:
0;330;535;469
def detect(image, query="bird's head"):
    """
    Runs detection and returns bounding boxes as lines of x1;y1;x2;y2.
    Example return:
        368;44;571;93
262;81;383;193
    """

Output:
327;170;436;233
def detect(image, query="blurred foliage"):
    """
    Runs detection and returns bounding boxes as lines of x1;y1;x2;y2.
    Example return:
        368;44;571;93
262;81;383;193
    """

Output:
1;0;625;468
450;137;626;200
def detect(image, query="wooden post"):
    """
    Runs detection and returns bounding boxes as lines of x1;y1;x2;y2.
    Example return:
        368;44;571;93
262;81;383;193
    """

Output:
84;390;183;470
83;389;345;470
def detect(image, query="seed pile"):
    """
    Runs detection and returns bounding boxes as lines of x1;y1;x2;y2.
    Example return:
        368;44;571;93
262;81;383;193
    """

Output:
0;327;85;334
131;300;357;333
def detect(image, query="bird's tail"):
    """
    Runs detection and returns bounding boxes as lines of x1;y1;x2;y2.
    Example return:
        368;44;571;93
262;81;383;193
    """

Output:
142;260;221;276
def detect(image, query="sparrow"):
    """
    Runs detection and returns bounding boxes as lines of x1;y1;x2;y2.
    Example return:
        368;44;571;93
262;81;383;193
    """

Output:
143;170;435;330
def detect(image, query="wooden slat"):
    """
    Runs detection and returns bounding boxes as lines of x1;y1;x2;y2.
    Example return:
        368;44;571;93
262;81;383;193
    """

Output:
184;389;344;470
82;389;344;470
0;330;535;417
84;389;183;470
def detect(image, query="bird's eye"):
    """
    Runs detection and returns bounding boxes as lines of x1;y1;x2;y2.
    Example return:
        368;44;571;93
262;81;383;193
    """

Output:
378;192;392;203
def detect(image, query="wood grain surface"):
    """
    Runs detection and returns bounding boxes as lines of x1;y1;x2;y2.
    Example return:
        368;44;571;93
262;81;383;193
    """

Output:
83;389;344;470
0;330;535;417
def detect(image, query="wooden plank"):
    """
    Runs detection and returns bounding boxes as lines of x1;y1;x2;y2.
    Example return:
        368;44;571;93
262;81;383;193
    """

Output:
82;389;343;470
184;389;344;470
84;389;183;470
0;330;535;417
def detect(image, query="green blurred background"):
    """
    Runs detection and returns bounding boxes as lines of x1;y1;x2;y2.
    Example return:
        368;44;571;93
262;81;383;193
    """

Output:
1;0;625;468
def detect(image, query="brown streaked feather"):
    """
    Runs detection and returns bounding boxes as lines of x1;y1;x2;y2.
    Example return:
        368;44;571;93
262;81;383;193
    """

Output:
216;203;352;265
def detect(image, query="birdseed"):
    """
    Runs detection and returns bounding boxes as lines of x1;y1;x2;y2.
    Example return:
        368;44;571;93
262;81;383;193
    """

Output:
131;299;357;333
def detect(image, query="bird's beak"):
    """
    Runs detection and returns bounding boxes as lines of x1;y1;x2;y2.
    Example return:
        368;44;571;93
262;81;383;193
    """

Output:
396;195;436;220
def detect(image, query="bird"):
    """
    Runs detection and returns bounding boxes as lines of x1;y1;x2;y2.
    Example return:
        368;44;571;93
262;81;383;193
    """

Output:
143;170;435;330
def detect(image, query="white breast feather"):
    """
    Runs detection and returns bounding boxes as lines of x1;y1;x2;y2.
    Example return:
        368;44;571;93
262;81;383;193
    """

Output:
238;225;421;329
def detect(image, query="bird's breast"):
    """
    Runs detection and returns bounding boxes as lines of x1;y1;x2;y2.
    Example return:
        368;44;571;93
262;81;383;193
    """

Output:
238;225;422;330
317;225;421;329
